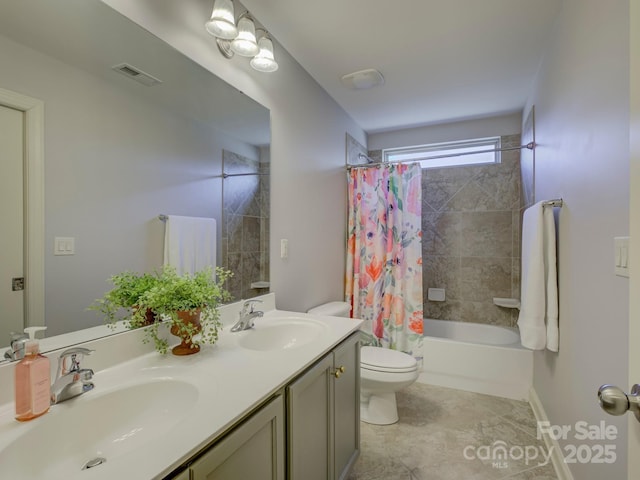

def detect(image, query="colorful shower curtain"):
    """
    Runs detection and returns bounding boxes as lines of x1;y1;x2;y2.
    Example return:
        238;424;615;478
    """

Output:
345;163;423;360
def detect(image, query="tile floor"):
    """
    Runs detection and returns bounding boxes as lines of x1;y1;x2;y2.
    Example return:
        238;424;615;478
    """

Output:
349;383;558;480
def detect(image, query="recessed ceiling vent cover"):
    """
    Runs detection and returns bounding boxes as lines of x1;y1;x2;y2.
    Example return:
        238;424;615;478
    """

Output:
340;69;385;90
112;63;162;86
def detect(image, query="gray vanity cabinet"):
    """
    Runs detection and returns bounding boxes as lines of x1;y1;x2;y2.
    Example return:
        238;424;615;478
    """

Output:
286;332;360;480
188;395;285;480
168;333;359;480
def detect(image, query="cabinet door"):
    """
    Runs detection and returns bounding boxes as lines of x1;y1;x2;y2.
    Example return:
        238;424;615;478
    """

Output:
170;468;190;480
190;395;284;480
286;354;333;480
333;333;360;480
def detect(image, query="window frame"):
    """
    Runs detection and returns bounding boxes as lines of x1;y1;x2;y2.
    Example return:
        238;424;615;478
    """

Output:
382;136;502;169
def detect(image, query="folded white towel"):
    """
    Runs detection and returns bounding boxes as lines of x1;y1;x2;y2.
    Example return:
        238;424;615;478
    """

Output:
518;201;559;351
543;206;559;351
163;215;217;275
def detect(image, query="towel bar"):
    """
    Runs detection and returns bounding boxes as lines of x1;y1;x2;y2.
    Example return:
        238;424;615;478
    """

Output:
542;199;563;208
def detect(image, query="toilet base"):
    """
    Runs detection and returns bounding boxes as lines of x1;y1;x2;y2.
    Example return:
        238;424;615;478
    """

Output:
360;392;399;425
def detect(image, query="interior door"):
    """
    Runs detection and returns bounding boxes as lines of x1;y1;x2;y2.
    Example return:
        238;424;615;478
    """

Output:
630;0;640;476
0;103;25;342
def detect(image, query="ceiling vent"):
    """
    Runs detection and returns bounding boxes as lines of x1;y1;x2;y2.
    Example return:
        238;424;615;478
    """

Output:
340;69;385;90
112;63;162;87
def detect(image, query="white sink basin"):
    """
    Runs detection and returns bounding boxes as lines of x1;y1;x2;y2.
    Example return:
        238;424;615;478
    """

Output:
0;379;198;478
237;318;328;351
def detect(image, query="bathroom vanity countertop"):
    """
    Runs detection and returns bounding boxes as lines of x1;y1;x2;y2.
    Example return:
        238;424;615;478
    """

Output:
0;304;362;479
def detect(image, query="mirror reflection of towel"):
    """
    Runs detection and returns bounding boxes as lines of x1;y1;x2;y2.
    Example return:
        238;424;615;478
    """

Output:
163;215;216;275
518;202;559;352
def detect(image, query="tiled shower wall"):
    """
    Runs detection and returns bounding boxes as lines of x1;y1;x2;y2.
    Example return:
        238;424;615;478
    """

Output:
221;150;270;302
370;133;522;327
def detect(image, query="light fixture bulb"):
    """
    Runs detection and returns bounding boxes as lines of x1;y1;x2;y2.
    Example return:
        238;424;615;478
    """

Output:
231;15;259;57
205;0;237;40
250;36;278;72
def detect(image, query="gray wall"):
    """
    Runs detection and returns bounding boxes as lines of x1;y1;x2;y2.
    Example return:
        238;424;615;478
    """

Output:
524;0;630;477
103;0;366;313
0;32;255;335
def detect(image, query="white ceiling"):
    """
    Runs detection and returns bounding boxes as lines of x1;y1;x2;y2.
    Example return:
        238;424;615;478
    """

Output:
241;0;562;133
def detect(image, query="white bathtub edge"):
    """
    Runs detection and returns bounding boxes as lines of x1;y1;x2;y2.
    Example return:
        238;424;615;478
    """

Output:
419;330;533;401
529;387;575;480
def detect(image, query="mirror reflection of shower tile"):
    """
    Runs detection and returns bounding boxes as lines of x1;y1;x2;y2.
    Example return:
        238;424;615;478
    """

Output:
242;216;261;252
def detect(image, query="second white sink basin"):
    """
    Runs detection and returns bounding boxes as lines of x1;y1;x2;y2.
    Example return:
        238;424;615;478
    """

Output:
0;379;198;478
237;318;328;351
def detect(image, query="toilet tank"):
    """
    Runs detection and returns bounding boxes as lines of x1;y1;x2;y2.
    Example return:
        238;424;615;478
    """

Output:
307;301;351;318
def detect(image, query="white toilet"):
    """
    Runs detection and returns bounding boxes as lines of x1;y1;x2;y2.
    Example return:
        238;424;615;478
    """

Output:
307;302;419;425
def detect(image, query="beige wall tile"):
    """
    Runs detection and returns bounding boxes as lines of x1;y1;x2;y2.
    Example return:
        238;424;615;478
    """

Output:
460;257;512;302
460;211;513;257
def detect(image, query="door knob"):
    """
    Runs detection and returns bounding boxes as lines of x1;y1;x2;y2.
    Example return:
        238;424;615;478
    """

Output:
598;384;640;422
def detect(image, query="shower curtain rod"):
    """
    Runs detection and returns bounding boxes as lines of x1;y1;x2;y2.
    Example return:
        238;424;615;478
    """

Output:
214;172;269;179
348;142;536;170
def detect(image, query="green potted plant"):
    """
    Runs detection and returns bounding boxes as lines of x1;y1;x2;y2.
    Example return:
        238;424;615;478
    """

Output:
133;265;232;355
90;271;160;328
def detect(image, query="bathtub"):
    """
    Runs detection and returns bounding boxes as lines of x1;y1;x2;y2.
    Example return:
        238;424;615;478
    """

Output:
417;318;533;400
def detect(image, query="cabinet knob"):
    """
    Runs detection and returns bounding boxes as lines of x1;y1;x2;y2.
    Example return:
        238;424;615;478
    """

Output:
333;366;345;378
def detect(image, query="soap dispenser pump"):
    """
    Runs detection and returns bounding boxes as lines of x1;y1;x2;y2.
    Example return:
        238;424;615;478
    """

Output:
15;326;50;421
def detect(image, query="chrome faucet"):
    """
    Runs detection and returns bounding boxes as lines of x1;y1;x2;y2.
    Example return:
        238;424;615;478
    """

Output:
230;299;264;332
3;332;29;361
51;347;95;404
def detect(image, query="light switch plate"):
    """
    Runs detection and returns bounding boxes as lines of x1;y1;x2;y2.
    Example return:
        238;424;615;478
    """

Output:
614;236;630;277
54;236;75;256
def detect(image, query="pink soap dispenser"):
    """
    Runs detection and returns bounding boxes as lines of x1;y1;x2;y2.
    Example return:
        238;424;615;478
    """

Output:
14;327;50;421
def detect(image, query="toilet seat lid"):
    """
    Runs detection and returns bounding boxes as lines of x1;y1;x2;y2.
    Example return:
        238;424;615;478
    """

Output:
361;346;417;372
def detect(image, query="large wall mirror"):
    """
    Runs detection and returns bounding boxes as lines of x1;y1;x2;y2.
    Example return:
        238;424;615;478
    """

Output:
0;0;270;357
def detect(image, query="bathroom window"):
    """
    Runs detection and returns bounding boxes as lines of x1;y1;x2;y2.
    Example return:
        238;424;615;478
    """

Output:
383;136;501;169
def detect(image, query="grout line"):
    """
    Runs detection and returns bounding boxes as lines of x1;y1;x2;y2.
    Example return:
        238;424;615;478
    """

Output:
498;462;556;479
495;412;543;442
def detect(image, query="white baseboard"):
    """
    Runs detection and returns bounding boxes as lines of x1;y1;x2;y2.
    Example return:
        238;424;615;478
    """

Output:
529;387;574;480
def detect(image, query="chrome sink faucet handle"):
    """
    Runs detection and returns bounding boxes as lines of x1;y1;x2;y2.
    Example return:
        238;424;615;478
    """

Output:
241;299;263;316
58;347;93;376
231;299;264;332
51;347;95;404
4;332;29;361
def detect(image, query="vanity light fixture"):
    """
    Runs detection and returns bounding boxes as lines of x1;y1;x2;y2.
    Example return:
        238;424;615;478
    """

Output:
205;0;238;40
250;33;279;72
231;13;259;57
205;1;278;73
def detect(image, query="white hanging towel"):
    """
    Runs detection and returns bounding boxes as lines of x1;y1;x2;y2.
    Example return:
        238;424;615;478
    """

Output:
517;201;559;351
163;215;217;275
